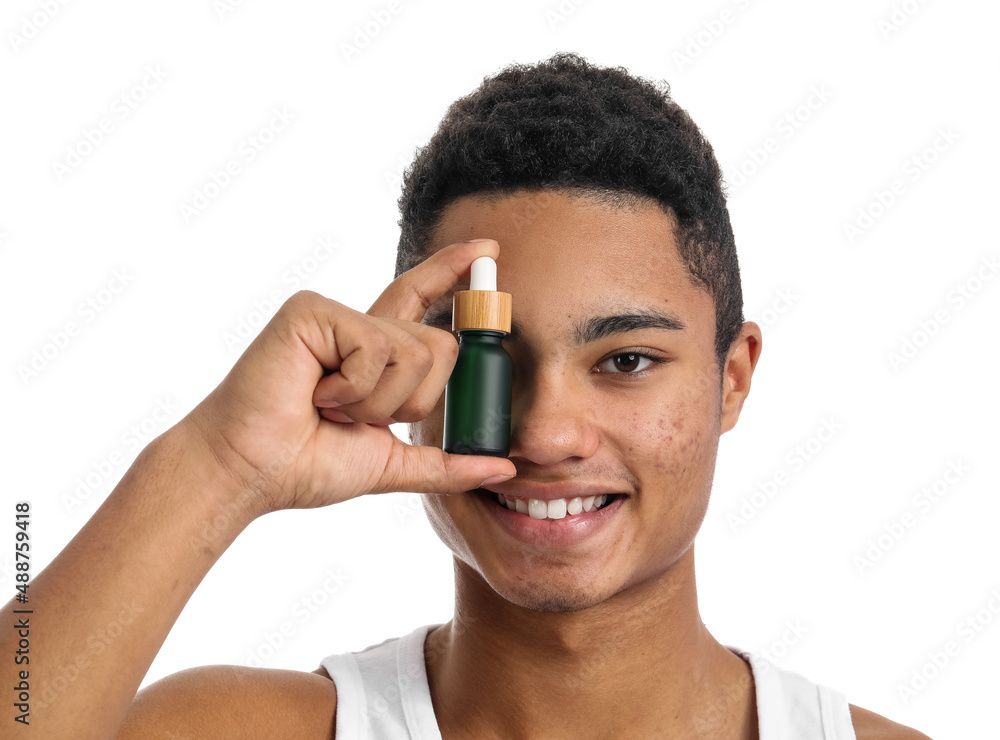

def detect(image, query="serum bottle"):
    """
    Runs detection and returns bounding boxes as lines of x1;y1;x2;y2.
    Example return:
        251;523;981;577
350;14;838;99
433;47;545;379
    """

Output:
443;256;513;457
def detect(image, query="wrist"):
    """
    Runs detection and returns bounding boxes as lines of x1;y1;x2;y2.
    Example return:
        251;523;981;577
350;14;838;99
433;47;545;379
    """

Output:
152;416;274;527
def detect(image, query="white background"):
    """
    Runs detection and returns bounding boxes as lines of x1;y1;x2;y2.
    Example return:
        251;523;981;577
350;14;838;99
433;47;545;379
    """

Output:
2;1;998;736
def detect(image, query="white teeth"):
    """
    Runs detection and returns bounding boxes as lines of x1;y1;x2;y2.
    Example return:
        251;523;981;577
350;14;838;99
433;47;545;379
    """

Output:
495;492;613;520
528;499;548;519
547;498;567;519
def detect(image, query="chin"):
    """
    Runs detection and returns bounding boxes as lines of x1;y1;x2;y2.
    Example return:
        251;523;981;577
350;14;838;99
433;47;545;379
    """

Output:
477;558;624;613
495;586;607;613
422;494;643;614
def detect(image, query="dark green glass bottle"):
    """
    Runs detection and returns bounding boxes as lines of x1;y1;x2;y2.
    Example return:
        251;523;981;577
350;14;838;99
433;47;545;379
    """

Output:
443;330;512;456
442;256;513;457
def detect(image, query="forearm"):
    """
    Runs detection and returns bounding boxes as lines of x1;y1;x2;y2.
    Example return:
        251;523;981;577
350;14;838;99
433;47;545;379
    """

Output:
2;420;260;738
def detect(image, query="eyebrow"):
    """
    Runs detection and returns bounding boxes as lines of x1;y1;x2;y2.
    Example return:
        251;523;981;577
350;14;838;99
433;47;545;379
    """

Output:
425;304;686;344
572;309;686;345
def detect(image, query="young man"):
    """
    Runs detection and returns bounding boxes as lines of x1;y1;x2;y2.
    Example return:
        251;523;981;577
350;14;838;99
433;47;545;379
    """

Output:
9;54;929;738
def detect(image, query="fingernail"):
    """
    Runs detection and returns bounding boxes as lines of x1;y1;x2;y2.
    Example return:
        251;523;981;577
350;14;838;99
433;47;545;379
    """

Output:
467;238;494;243
480;474;514;486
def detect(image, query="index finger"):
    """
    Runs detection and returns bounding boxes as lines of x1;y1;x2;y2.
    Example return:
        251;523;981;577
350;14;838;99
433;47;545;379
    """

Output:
368;239;500;322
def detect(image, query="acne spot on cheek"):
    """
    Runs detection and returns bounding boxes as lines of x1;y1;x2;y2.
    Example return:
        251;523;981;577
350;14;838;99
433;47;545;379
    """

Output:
653;418;675;445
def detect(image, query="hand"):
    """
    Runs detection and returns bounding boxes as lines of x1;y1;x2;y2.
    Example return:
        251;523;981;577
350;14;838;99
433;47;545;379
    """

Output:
183;239;516;515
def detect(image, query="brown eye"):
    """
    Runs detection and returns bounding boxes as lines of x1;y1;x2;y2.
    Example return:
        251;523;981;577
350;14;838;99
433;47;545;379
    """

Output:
616;353;641;372
596;352;656;374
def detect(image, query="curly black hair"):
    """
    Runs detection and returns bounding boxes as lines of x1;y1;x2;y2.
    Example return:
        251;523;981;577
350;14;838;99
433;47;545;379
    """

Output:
395;52;743;367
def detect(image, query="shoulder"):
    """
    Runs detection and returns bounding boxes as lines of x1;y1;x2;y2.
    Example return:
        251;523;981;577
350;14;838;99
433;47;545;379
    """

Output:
849;703;933;740
117;664;337;739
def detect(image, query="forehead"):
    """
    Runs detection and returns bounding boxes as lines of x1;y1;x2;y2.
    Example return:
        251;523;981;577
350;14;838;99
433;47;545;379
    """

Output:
425;190;713;341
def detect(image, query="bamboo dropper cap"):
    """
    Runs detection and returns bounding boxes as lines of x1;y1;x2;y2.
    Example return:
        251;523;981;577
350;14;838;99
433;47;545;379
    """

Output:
452;257;512;333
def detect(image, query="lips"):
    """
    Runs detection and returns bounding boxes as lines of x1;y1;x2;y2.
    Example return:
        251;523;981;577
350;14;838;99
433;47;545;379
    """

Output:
470;487;627;547
492;490;615;519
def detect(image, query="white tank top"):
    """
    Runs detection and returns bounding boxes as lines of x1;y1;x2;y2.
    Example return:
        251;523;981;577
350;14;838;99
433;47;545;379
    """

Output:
321;624;857;739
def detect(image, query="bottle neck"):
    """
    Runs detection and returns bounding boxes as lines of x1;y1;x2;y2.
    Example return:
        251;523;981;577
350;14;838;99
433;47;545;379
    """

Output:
456;329;507;340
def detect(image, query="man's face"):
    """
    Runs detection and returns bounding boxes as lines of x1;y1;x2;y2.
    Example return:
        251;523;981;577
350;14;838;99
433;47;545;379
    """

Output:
411;190;727;613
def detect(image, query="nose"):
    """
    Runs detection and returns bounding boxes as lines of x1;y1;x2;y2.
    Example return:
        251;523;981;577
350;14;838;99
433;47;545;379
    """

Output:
508;365;600;466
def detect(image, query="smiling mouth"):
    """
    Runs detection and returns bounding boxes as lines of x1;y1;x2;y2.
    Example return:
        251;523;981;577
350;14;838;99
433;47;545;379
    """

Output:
475;489;621;521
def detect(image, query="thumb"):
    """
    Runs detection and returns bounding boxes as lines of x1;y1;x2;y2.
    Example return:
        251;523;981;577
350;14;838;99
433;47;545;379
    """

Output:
378;443;516;496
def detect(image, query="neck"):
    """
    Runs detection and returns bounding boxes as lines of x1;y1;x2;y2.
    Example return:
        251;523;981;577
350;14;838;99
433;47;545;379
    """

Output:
424;546;758;740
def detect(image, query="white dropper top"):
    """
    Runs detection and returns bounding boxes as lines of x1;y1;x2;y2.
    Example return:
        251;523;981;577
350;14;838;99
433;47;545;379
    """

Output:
452;255;511;333
470;256;497;291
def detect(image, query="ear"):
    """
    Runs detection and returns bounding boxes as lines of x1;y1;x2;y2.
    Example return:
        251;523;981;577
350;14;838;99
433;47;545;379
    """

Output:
720;322;762;434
